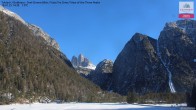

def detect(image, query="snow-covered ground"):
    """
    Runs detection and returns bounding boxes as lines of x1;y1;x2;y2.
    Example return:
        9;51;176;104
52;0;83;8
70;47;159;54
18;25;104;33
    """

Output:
0;103;185;110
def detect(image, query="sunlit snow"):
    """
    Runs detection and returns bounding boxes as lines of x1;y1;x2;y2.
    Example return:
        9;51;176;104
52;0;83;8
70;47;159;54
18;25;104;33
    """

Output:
0;103;185;110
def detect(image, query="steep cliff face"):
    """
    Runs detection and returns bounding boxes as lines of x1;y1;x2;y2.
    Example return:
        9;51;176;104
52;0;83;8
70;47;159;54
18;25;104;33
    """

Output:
87;59;113;90
111;33;169;95
72;54;95;69
158;20;196;92
109;20;196;95
71;54;96;75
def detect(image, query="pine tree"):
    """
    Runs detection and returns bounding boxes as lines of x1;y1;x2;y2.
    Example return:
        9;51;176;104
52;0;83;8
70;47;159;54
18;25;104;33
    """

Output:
127;92;137;103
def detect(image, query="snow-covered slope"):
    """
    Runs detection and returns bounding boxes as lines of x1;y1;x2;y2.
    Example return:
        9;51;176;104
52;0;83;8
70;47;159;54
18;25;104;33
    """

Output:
81;63;96;70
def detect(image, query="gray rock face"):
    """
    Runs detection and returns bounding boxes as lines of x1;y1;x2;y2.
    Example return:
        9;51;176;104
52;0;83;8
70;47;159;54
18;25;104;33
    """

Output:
71;54;96;75
164;20;196;44
95;59;113;74
28;24;60;50
71;56;78;68
158;20;196;92
111;33;169;95
87;59;113;90
78;54;90;67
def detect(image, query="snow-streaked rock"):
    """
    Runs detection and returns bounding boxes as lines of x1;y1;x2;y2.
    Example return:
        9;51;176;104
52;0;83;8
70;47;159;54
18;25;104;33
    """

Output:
157;41;176;93
158;20;196;92
95;59;113;73
71;54;96;75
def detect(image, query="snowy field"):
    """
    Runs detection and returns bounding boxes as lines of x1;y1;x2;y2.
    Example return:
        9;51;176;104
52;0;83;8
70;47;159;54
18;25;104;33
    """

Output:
0;103;186;110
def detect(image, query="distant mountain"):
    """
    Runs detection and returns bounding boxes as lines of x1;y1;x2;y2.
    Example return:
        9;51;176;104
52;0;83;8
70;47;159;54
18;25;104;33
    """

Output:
71;54;96;75
0;6;123;103
87;59;113;90
83;20;196;95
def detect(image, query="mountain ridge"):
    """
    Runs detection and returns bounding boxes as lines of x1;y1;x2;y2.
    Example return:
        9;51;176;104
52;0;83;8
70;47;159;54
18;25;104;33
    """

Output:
82;20;196;95
0;5;60;51
0;7;124;103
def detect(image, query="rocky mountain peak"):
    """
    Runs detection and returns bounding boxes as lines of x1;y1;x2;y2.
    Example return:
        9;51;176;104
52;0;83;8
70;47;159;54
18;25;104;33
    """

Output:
164;20;196;31
78;54;85;65
86;59;113;90
95;59;113;74
158;20;196;92
28;24;60;50
163;20;196;44
71;56;78;68
176;20;196;29
132;33;148;43
0;6;60;50
71;54;96;70
111;33;168;95
75;21;196;95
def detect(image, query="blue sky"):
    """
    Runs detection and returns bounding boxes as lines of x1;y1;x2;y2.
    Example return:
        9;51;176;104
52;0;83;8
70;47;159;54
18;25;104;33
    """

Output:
3;0;195;65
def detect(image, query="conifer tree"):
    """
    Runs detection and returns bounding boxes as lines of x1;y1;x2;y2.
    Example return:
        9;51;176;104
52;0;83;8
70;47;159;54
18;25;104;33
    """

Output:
127;92;137;103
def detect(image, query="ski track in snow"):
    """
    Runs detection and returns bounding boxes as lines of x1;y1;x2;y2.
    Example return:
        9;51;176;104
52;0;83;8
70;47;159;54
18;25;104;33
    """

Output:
0;103;183;110
157;41;176;93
